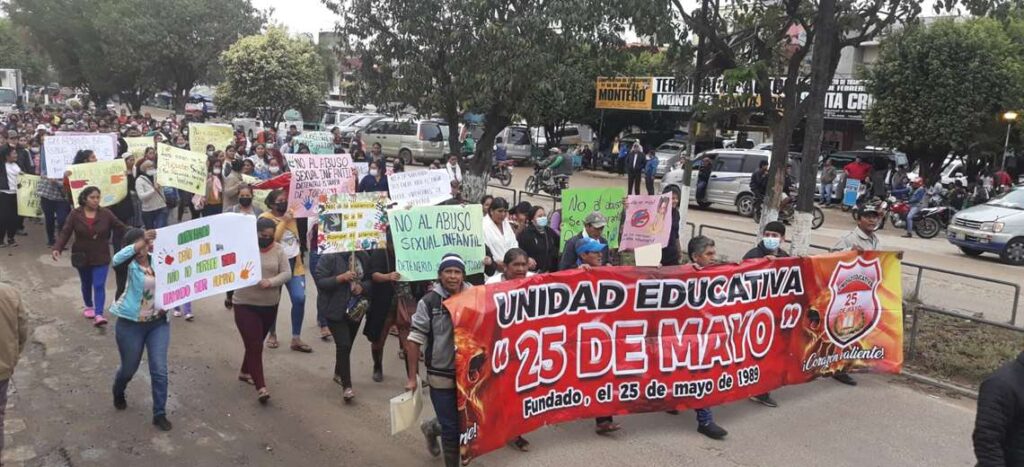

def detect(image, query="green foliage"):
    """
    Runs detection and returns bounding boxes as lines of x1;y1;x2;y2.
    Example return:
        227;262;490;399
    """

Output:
0;18;51;83
216;28;328;128
865;18;1024;176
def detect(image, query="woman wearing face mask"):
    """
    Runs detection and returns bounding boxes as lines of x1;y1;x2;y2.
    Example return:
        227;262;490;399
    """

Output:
314;248;371;402
357;160;388;193
200;159;224;217
53;187;128;327
108;227;176;431
135;160;167;228
223;185;263;309
222;159;244;212
233;218;293;404
205;144;216;159
259;189;311;352
516;206;560;273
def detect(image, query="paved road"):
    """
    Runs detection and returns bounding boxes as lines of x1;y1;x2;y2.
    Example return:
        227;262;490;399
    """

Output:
1;168;982;466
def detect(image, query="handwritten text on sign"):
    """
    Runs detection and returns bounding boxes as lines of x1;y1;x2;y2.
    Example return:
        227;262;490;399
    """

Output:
188;123;234;153
387;169;452;207
317;192;390;254
16;174;42;218
153;214;262;309
389;205;484;281
286;153;358;218
560;187;626;250
156;144;208;194
619;194;672;250
43;132;118;178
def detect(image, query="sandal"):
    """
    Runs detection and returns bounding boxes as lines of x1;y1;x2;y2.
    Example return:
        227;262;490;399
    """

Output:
266;335;279;349
343;387;355;402
257;388;270;405
238;374;255;385
320;327;332;341
333;374;344;387
224;298;233;309
508;436;530;452
595;421;621;435
290;342;313;353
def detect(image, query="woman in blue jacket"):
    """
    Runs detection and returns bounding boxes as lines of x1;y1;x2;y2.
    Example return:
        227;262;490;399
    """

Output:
107;227;175;432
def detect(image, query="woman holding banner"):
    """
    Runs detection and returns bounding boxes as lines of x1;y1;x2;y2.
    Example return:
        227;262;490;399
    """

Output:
233;218;293;404
53;186;128;327
259;189;312;352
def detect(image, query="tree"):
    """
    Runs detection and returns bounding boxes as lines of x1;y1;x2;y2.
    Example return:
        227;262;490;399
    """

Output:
216;28;328;130
865;18;1024;181
0;18;52;84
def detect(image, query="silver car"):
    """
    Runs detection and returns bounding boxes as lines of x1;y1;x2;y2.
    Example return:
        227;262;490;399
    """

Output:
947;187;1024;266
654;139;688;177
360;119;449;165
661;149;772;216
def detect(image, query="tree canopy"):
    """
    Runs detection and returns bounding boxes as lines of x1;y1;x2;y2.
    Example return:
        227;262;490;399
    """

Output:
865;17;1024;180
0;18;52;84
215;28;328;129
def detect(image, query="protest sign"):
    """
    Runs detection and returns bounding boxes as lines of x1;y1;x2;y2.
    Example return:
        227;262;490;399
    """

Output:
634;243;662;266
68;159;128;207
353;162;394;182
156;144;207;194
619;194;672;250
298;131;334;142
287;153;358;218
389;205;484;281
388;169;451;207
316;192;390;254
240;174;271;211
16;174;41;218
43;132;118;178
447;251;904;459
153;214;262;309
292;136;334;154
560;187;626;250
124;137;152;158
188;123;234;153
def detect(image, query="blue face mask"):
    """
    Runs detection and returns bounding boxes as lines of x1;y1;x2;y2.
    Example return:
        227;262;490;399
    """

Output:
762;237;781;251
535;216;549;228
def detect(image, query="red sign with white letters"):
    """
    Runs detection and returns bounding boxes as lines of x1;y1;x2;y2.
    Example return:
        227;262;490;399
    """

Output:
445;252;904;460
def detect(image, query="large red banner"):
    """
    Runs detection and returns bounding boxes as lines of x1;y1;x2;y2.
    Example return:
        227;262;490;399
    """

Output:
445;251;904;459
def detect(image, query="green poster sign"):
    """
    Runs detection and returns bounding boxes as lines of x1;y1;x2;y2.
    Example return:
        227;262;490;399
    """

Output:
389;205;485;281
559;187;626;251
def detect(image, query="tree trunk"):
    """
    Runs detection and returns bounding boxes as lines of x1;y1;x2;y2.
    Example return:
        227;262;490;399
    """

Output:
173;82;194;114
463;108;510;203
792;0;839;255
758;115;798;236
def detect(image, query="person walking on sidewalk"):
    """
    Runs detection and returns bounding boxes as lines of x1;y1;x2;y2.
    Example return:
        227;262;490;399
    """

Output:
314;251;371;403
0;281;29;457
232;218;293;404
406;254;472;467
259;189;312;353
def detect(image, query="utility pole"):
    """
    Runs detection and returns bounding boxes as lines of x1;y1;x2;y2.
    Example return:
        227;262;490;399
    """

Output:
680;0;710;236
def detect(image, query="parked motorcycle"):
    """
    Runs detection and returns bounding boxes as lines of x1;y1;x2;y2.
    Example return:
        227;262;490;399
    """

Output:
489;162;512;186
753;196;825;230
524;165;568;199
914;203;956;239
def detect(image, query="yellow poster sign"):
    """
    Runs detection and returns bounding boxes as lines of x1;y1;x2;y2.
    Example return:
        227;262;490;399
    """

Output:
16;174;42;218
595;77;653;110
188;123;234;153
156;144;208;194
240;174;270;212
124;137;153;158
68;159;128;208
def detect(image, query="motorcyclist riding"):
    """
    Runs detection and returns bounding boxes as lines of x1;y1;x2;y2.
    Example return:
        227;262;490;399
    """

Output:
903;178;927;238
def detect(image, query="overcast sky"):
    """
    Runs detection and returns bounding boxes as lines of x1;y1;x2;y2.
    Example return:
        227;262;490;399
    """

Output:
252;0;339;38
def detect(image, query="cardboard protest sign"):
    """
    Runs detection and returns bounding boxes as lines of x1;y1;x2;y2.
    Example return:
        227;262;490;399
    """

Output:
153;214;262;309
286;153;358;218
560;187;626;250
388;169;451;207
43;132;118;178
619;194;673;250
389;205;484;281
124;137;153;158
316;192;390;254
16;174;42;218
448;251;905;459
188;123;234;153
67;159;128;208
156;144;207;194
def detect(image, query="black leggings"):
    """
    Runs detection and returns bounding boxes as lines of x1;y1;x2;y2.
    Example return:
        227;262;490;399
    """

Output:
327;318;361;387
0;193;17;242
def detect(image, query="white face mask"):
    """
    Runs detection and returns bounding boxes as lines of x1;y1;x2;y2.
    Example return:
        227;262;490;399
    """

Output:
269;166;280;174
213;168;222;175
207;150;214;157
145;169;157;177
369;169;379;177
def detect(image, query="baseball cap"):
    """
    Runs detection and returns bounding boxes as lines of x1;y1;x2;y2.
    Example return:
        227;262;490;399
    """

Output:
35;124;49;133
584;211;607;228
575;237;607;256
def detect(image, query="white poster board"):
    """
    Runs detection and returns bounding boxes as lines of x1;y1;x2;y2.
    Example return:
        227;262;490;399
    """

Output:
43;132;118;178
153;214;261;309
387;169;451;207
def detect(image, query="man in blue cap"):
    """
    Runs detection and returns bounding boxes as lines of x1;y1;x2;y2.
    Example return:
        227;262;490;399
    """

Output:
406;253;472;467
574;237;623;434
560;211;611;270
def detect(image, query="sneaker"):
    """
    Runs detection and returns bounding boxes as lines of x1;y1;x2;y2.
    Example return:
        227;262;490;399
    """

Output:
697;422;728;440
833;373;858;386
94;315;108;327
750;393;778;408
184;313;195;322
595;421;621;434
83;307;96;319
343;387;355;402
172;310;182;317
114;393;127;410
420;420;441;457
153;415;173;431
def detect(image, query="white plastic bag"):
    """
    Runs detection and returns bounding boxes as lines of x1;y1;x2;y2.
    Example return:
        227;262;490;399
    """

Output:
389;382;424;435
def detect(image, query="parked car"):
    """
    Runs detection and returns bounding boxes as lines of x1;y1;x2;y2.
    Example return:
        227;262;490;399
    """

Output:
661;149;799;216
946;186;1024;266
360;118;449;165
340;114;385;151
548;124;595;147
654;139;688;178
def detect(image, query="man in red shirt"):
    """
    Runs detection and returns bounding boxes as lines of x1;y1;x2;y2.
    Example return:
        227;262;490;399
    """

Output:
843;156;872;181
995;169;1013;189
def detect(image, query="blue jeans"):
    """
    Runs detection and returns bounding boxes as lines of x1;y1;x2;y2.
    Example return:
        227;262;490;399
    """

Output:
142;208;168;229
77;265;109;316
113;317;170;417
430;387;460;446
41;197;70;246
907;207;920;234
821;182;834;205
308;251;327;328
269;257;306;337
